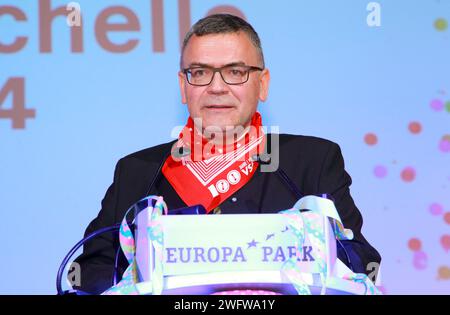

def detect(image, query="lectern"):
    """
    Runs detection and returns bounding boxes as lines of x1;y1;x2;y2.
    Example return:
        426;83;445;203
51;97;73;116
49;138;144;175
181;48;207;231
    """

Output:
101;195;379;295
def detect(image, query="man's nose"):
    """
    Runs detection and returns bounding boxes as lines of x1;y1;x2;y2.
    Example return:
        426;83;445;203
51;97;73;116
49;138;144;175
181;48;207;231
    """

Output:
207;71;229;94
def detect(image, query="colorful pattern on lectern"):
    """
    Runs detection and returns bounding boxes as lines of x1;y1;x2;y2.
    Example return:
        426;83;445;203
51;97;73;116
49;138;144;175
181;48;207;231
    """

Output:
279;209;311;294
102;195;167;295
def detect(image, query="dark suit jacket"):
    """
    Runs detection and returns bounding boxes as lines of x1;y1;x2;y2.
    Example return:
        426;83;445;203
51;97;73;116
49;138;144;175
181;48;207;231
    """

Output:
73;134;381;294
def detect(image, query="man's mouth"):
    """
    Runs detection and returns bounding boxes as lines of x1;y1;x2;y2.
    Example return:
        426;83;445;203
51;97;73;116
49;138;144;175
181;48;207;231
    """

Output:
205;105;234;109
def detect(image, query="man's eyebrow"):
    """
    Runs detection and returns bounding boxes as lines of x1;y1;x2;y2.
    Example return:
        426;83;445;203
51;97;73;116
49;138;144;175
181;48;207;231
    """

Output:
186;61;247;68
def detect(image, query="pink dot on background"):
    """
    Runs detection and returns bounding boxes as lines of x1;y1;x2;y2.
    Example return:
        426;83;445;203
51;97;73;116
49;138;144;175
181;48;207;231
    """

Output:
408;238;422;251
441;235;450;252
408;122;422;134
412;250;428;270
429;203;444;216
439;139;450;153
444;212;450;225
374;165;387;178
430;99;444;111
364;133;378;146
401;167;416;182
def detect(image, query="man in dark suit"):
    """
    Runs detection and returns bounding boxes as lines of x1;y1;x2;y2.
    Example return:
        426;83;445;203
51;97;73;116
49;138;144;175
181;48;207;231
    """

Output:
73;14;381;294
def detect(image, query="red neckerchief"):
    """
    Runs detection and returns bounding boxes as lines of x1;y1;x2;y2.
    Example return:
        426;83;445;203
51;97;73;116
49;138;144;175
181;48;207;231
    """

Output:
162;112;266;212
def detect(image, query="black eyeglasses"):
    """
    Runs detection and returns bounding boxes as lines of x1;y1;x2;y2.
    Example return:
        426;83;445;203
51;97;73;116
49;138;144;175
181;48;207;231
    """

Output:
182;65;264;86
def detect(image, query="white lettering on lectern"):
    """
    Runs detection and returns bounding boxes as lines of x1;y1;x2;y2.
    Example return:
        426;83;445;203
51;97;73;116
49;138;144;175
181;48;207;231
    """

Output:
165;245;315;264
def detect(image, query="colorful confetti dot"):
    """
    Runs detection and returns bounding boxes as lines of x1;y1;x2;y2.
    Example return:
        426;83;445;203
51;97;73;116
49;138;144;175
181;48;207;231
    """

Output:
429;203;444;216
408;238;422;251
430;99;444;111
364;133;378;146
444;212;450;225
437;266;450;280
401;167;416;182
374;165;387;178
441;235;450;252
434;18;448;31
412;250;428;270
408;121;422;134
446;101;450;113
439;139;450;153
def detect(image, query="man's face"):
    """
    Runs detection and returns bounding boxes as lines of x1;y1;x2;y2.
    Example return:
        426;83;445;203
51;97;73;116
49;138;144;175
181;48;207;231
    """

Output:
179;32;270;133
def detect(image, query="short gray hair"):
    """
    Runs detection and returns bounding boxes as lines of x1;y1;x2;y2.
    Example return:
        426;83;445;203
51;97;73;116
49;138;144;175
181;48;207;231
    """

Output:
180;14;265;69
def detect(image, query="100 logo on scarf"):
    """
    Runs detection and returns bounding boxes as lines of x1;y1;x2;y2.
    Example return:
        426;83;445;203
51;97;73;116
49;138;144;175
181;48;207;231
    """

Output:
208;157;254;196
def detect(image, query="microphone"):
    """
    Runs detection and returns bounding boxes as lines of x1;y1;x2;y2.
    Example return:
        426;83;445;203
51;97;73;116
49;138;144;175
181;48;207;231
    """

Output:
252;154;335;203
252;154;354;272
143;146;175;197
252;154;303;200
56;224;121;295
57;143;170;295
111;146;175;285
144;143;193;198
114;145;201;284
114;144;205;283
144;144;205;215
58;143;207;294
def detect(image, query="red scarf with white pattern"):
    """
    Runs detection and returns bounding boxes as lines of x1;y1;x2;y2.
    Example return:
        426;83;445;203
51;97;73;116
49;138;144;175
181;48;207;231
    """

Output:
162;112;266;212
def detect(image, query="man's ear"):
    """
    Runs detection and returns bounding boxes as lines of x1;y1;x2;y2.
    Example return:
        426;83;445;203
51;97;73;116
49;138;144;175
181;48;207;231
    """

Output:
178;71;187;104
258;68;270;102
